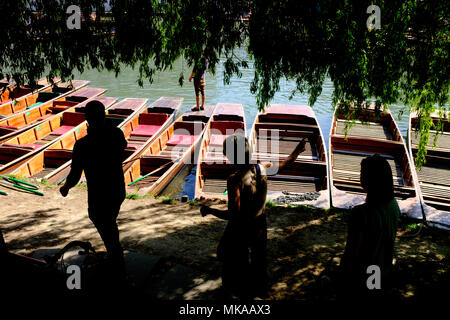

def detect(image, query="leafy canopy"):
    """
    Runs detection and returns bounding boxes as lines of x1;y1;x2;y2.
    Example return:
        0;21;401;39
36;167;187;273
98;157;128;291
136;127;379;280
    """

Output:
0;0;448;166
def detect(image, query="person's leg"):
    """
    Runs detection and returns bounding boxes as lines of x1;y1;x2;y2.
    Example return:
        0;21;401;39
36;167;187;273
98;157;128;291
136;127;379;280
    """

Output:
192;79;201;111
200;79;205;110
89;207;124;271
250;216;268;297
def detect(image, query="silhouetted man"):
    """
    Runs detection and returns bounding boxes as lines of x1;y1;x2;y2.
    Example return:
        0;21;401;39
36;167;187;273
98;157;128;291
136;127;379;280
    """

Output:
60;100;127;275
201;135;306;299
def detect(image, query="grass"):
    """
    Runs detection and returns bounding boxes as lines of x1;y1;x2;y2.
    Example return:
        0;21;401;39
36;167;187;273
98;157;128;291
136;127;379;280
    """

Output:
76;182;88;190
40;178;54;189
161;196;176;204
126;188;152;200
406;223;420;231
188;199;196;206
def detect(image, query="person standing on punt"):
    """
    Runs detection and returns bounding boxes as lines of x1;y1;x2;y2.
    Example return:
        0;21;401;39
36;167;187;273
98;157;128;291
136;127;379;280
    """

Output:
340;154;400;300
60;100;127;276
201;134;306;299
189;56;208;111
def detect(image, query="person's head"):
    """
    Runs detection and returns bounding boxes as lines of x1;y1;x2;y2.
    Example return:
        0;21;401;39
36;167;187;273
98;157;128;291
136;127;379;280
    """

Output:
85;100;105;132
223;134;251;166
360;154;394;204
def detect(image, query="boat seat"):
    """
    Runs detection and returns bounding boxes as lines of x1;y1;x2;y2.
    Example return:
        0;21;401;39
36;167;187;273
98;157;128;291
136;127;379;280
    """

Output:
44;149;73;167
51;125;75;136
37;113;54;121
173;121;205;135
36;91;60;103
209;134;227;146
166;134;200;146
131;124;161;137
0;124;19;132
62;112;86;126
1;99;12;105
1;142;43;151
211;121;244;134
125;143;143;151
140;113;168;125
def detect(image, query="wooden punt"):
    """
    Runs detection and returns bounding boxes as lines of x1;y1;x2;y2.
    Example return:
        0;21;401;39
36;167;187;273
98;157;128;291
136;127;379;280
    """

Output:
0;79;88;119
124;105;216;196
194;103;246;199
43;97;180;184
0;86;107;143
0;78;59;113
248;104;330;208
329;104;420;213
6;97;149;181
408;111;450;228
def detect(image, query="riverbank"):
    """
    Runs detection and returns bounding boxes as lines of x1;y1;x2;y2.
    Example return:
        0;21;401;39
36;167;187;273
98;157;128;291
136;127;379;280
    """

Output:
1;184;448;301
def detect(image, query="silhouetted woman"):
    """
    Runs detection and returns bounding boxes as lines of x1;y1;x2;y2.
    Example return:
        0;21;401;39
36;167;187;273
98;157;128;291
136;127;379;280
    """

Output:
341;154;400;299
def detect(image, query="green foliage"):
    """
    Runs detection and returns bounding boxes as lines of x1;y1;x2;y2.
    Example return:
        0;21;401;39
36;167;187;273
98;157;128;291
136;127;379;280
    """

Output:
188;199;196;206
0;1;448;166
265;200;276;207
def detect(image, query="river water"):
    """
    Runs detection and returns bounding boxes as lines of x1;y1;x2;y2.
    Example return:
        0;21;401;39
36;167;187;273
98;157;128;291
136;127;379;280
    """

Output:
74;51;412;199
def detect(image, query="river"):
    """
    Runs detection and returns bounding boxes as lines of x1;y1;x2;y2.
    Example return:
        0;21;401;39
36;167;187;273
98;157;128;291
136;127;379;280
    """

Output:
74;52;411;199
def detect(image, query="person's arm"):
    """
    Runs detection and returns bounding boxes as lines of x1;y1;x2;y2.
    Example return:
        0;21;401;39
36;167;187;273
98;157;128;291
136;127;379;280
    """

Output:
201;177;240;220
260;138;307;173
60;142;83;197
189;71;195;82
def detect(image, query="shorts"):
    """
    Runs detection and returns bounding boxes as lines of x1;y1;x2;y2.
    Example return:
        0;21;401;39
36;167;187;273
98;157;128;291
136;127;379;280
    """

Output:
194;78;205;96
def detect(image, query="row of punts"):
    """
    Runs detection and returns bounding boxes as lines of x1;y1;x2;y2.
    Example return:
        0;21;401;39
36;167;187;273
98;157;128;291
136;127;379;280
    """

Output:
0;80;448;229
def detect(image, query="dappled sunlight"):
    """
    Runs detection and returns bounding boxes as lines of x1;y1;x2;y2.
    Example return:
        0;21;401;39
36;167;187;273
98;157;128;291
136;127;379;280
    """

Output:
1;186;448;300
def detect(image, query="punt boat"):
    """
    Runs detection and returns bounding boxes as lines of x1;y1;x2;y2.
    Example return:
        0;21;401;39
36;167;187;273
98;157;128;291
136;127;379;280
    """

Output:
0;78;59;112
5;97;149;181
0;87;107;143
329;103;420;213
194;103;246;199
124;105;216;196
0;79;87;119
249;104;330;208
408;111;450;228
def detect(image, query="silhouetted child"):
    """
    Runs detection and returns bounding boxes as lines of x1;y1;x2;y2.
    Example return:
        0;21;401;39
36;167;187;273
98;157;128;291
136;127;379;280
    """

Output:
60;100;127;279
340;154;400;300
201;135;306;299
189;56;208;111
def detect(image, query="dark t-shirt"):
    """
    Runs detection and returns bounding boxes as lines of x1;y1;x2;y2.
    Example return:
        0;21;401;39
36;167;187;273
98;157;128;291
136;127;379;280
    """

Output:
342;198;400;278
193;59;208;80
72;126;127;209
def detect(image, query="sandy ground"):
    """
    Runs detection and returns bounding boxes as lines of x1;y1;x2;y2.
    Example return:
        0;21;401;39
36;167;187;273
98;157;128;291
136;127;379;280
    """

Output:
1;184;448;301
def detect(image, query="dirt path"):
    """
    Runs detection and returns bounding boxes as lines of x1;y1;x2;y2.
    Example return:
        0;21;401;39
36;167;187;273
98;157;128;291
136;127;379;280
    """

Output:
1;185;448;301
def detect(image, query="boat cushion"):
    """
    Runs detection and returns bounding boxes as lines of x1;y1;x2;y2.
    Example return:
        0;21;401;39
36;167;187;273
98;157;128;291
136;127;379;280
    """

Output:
209;134;227;146
51;125;74;136
2;143;43;150
173;121;205;135
211;121;245;135
131;124;161;137
0;124;19;130
1;99;12;105
62;112;85;126
125;143;142;151
139;113;168;126
166;134;199;146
